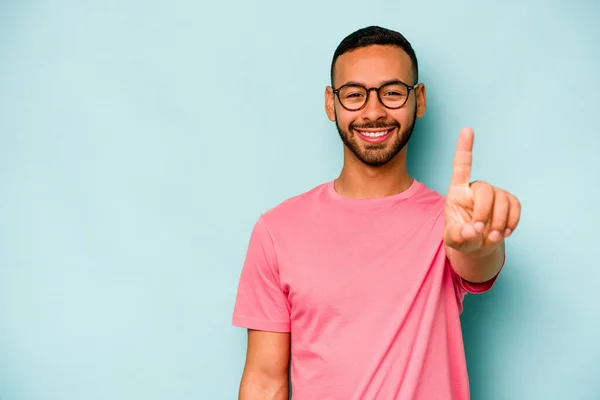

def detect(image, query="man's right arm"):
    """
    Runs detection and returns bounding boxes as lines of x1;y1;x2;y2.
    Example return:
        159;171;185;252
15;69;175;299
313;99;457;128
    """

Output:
238;329;291;400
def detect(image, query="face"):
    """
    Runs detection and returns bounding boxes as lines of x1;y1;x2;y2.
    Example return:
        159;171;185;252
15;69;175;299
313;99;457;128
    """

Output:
325;45;426;167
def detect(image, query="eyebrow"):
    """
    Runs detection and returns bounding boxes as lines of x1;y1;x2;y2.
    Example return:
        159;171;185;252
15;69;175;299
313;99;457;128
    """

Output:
340;79;406;87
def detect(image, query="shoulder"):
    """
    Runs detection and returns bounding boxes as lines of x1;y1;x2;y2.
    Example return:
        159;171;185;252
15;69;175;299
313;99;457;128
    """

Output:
410;180;447;214
258;181;330;229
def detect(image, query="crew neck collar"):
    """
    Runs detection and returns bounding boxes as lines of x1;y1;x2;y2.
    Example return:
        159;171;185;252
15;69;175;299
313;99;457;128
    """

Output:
326;178;422;207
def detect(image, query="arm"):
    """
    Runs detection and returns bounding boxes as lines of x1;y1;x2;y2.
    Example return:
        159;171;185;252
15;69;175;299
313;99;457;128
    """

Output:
239;330;291;400
233;217;292;398
446;241;505;284
443;127;521;285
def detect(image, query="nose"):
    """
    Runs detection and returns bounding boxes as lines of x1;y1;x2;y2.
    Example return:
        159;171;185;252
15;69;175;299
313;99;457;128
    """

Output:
361;89;387;121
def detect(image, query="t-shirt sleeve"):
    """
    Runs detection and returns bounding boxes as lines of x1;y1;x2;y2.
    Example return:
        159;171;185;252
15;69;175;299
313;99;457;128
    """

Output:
232;216;291;333
449;250;505;299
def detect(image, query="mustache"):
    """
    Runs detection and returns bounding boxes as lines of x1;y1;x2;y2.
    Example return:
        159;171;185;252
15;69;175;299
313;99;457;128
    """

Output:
350;121;400;130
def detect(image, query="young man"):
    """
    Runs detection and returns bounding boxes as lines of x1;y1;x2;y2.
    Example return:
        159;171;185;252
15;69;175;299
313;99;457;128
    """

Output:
232;26;521;400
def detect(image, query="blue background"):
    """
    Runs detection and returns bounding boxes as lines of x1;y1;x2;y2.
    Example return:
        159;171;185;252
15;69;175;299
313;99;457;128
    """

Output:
1;0;599;399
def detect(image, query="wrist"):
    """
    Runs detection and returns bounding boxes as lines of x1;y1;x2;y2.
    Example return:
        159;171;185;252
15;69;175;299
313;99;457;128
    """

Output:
448;240;504;260
446;242;505;283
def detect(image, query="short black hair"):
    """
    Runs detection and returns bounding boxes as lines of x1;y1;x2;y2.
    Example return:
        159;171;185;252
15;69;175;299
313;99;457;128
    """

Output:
330;26;419;87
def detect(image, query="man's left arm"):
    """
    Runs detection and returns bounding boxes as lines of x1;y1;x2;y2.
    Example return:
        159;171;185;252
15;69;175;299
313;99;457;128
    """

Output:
443;127;521;284
446;241;505;284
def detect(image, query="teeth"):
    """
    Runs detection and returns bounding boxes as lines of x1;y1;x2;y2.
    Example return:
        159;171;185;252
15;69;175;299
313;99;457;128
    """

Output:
359;130;390;138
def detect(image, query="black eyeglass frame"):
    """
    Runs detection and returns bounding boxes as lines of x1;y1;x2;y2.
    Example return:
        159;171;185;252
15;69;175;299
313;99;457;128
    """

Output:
332;80;420;111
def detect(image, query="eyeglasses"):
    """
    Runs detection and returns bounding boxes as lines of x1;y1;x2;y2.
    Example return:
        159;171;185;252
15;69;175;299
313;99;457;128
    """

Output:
332;80;419;111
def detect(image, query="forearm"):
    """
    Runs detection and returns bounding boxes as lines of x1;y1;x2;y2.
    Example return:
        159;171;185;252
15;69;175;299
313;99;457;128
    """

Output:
239;374;289;400
446;241;505;283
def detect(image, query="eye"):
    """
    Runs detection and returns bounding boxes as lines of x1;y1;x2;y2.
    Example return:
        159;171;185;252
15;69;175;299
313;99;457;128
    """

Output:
383;91;403;97
339;86;367;100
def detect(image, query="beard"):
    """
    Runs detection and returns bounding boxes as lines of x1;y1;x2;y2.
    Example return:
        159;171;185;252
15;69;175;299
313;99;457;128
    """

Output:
335;110;417;167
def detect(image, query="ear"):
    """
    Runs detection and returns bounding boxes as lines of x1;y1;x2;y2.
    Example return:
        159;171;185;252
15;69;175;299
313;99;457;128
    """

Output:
415;83;427;118
325;86;336;122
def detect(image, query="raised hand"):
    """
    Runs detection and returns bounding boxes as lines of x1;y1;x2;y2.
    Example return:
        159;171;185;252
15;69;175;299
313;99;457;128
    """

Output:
443;127;521;255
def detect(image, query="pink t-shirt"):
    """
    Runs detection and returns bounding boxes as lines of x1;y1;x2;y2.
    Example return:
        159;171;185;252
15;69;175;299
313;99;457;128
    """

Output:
232;179;500;400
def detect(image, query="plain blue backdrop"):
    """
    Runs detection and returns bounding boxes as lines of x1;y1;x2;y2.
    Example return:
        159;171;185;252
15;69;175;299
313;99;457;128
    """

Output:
1;0;599;399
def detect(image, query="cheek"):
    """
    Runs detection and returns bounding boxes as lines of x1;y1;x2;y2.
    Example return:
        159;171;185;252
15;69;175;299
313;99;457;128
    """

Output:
335;109;359;128
390;108;415;126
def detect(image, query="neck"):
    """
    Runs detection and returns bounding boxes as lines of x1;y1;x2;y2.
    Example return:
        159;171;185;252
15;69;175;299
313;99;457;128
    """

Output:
334;147;413;199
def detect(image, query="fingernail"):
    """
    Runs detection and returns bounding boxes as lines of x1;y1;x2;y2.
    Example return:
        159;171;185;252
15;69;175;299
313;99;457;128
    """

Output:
489;230;502;241
504;228;512;237
474;222;485;233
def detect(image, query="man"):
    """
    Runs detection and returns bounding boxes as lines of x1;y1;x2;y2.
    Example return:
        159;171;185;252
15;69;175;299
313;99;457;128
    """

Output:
232;26;521;400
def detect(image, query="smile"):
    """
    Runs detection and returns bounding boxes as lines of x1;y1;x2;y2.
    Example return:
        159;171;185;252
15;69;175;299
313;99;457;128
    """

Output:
355;128;395;143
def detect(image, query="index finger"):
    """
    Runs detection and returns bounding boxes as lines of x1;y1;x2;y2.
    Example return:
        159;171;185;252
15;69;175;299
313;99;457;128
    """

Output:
451;127;475;186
